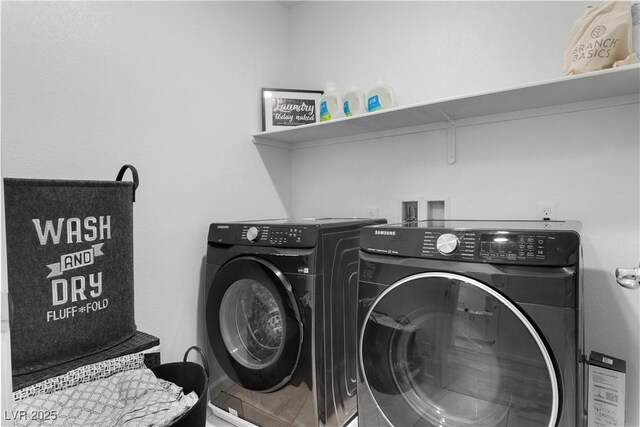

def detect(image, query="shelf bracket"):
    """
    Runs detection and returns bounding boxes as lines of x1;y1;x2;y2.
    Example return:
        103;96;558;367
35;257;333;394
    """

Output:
440;111;456;164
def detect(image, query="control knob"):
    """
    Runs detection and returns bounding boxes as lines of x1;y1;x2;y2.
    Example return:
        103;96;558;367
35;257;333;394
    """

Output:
246;226;260;242
437;233;459;255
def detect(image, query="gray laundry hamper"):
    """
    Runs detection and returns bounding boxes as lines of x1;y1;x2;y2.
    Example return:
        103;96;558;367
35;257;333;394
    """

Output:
3;165;139;378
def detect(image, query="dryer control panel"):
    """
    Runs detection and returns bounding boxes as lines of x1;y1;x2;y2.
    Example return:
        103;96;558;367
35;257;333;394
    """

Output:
360;221;581;266
478;233;547;262
422;231;550;262
422;231;476;260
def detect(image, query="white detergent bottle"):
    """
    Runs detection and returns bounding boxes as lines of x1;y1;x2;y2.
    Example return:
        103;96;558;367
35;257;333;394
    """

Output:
319;83;344;122
366;81;397;112
343;87;366;117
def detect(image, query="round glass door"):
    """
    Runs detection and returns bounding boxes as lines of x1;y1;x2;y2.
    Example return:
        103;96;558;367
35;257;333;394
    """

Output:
206;256;303;392
360;272;559;427
219;278;285;369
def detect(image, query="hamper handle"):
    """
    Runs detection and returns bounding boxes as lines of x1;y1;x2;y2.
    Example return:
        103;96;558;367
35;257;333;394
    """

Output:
183;346;210;379
116;164;139;202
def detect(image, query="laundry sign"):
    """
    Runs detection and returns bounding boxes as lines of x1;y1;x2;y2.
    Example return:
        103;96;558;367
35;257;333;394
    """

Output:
4;167;138;375
261;88;323;132
271;97;316;127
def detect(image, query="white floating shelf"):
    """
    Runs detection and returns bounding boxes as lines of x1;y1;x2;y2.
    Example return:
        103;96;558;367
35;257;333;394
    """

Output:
252;64;640;148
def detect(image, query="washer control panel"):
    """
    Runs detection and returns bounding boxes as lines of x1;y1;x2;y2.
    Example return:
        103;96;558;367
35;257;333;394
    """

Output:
209;223;317;247
240;225;313;246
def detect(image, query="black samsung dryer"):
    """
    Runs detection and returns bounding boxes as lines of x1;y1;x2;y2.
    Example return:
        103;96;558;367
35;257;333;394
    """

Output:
357;220;585;427
205;218;385;427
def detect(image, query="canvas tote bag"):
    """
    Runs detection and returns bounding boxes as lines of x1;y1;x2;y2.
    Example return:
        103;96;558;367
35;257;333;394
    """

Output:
563;0;638;75
3;165;139;375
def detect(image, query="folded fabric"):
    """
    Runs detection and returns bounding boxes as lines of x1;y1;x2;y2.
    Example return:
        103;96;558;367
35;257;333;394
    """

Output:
13;353;146;402
12;368;198;427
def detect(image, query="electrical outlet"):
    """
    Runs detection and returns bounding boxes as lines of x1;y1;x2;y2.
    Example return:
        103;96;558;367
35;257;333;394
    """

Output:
367;206;379;218
536;201;557;221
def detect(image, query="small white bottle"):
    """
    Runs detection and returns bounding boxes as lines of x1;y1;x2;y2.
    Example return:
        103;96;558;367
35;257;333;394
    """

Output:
343;87;366;117
319;83;344;122
366;82;397;112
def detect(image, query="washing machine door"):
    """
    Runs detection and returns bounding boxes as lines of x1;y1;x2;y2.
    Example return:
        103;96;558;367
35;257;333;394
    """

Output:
206;256;303;392
360;272;560;427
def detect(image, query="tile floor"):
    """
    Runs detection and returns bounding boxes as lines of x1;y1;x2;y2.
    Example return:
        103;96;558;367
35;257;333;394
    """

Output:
205;403;359;427
206;404;243;427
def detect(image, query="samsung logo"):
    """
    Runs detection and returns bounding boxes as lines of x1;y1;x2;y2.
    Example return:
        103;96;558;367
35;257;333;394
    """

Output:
217;225;230;229
375;230;396;236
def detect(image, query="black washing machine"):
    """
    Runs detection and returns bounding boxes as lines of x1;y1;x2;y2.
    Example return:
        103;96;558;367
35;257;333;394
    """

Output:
357;220;585;427
205;218;385;427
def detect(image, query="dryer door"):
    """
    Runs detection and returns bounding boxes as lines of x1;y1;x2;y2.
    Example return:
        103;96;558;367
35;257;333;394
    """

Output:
206;256;303;392
360;272;560;427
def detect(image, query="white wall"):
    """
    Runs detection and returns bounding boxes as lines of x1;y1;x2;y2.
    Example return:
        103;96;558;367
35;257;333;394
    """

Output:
288;1;593;103
1;0;292;403
288;2;640;426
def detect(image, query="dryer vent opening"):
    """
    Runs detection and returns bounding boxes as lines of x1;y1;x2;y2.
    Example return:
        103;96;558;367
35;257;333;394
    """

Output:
426;200;445;220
